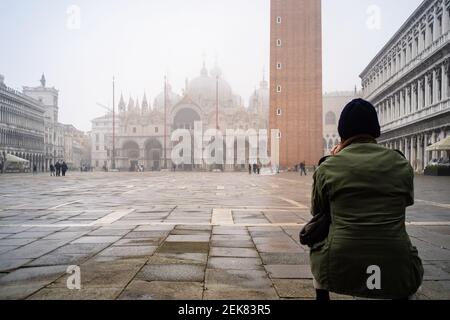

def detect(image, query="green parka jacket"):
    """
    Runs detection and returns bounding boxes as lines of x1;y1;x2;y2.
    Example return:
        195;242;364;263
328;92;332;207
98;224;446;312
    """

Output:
310;143;424;299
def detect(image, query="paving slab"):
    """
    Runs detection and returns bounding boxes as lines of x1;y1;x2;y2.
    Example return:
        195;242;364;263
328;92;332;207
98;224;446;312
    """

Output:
137;264;205;282
210;247;259;258
119;280;203;300
208;257;263;270
264;265;313;279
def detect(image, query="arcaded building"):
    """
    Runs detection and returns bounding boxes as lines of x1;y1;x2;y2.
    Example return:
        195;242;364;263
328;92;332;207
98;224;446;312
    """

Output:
0;74;45;171
360;0;450;172
269;0;324;168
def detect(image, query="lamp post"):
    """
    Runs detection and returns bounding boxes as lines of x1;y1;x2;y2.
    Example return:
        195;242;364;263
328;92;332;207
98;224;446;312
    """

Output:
112;76;116;170
164;76;168;169
216;75;219;130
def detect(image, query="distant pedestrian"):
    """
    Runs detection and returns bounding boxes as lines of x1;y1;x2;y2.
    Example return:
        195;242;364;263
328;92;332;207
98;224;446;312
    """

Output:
257;164;261;175
50;163;55;176
55;161;61;176
33;164;37;175
252;163;257;174
61;162;68;177
248;164;252;175
300;161;307;176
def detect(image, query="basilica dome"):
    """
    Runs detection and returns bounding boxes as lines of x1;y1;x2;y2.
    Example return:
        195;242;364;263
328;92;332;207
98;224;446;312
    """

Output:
153;83;181;112
187;63;234;109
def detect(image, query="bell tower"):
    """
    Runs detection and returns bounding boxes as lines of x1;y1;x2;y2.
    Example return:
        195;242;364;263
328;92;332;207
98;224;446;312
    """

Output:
269;0;323;168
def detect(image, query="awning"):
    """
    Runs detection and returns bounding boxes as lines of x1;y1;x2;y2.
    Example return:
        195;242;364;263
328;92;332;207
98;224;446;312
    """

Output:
426;136;450;152
6;154;30;163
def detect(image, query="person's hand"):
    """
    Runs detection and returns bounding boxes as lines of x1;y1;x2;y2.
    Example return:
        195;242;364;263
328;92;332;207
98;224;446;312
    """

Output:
331;144;343;156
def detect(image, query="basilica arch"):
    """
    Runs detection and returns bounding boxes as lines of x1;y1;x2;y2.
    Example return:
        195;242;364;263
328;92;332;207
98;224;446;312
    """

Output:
144;139;163;171
173;107;202;130
122;140;140;171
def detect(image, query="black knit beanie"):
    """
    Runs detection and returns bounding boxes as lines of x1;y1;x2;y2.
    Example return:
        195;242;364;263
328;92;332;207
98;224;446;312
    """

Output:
338;99;381;140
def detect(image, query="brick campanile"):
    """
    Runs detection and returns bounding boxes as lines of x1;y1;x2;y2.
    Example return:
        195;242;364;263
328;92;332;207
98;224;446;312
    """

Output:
270;0;323;168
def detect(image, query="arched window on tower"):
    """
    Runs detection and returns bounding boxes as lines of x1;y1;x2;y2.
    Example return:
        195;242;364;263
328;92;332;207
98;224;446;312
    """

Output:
328;139;334;150
325;111;337;126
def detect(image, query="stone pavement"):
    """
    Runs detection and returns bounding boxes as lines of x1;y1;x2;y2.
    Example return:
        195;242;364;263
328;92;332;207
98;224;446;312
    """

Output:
0;172;448;300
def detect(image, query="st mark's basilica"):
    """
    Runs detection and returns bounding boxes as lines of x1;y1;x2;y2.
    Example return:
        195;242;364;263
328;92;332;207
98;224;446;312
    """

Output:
91;62;269;171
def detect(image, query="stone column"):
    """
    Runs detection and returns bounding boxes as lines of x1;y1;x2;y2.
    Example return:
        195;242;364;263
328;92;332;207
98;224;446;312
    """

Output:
410;136;416;171
417;135;423;172
444;60;449;98
434;67;440;102
400;90;404;116
425;73;431;107
418;79;423;110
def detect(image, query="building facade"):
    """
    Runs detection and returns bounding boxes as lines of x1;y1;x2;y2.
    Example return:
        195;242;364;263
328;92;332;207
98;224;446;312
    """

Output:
23;75;65;169
0;74;45;172
63;124;86;169
269;0;324;168
361;0;450;172
323;91;361;155
90;63;269;171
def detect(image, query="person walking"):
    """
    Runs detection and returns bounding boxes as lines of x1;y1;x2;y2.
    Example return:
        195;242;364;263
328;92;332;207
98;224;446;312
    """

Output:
32;164;37;175
248;164;252;175
50;163;55;176
61;161;68;177
300;161;307;176
55;161;61;176
308;99;423;301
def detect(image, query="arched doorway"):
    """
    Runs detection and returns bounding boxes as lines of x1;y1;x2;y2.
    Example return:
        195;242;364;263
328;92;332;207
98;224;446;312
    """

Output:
173;108;201;170
145;139;162;171
122;141;140;171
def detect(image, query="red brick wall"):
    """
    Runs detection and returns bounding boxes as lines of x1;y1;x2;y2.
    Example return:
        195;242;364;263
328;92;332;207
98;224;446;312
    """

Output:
270;0;324;168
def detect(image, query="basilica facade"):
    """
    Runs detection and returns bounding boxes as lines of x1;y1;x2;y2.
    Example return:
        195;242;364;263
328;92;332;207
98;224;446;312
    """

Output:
91;63;269;171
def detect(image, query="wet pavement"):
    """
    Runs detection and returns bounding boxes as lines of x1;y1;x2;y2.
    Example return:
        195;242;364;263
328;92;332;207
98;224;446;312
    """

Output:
0;171;449;300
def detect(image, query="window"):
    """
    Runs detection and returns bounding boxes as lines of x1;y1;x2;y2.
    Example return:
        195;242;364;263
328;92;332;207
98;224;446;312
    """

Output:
276;16;282;24
95;133;99;143
133;127;137;133
95;160;99;167
438;16;442;37
277;85;282;93
277;131;282;139
277;63;282;70
155;127;159;133
276;39;282;47
414;37;419;56
430;23;434;43
276;108;282;116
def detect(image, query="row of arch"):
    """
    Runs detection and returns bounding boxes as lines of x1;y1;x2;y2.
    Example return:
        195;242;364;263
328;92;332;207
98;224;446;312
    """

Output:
1;150;45;172
324;138;340;152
